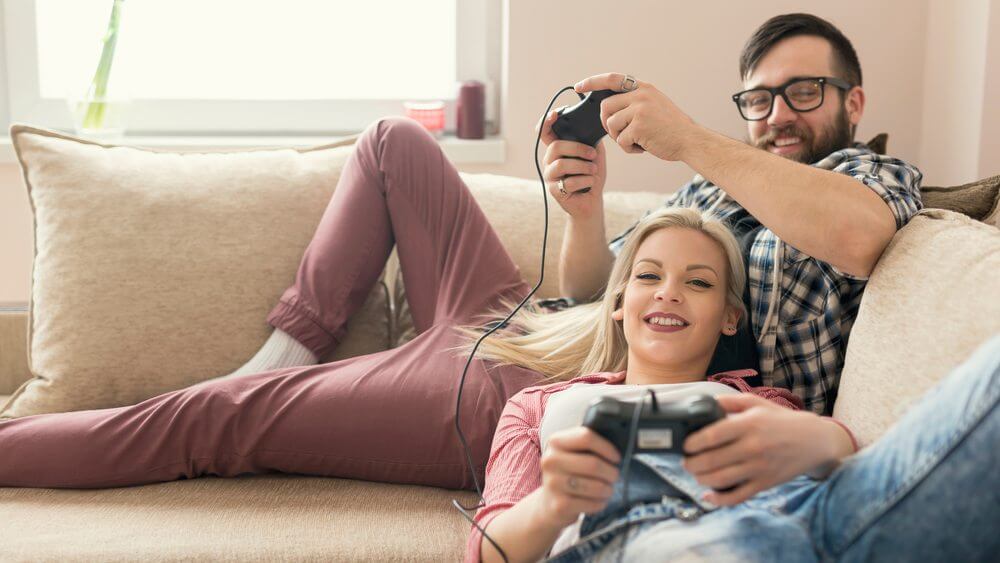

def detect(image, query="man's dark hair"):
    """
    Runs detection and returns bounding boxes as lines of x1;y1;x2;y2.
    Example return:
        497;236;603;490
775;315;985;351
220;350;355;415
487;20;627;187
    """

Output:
739;13;862;87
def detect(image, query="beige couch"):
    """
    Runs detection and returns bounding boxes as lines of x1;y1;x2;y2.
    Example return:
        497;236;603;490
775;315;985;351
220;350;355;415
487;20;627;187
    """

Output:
1;124;998;561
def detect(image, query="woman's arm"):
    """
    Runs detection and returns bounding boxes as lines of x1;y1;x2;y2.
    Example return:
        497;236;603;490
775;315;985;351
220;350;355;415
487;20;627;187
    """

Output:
681;394;857;506
479;427;622;562
479;488;565;563
467;394;622;563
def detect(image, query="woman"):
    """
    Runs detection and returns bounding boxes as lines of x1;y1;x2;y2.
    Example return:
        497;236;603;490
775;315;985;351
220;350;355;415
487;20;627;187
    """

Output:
466;206;1000;562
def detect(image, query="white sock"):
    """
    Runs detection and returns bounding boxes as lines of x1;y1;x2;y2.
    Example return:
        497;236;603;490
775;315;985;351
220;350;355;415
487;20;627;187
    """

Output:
221;328;318;379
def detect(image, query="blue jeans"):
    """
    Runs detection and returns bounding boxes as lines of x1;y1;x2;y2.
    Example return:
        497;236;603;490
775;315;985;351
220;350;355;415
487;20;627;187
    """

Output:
547;334;1000;562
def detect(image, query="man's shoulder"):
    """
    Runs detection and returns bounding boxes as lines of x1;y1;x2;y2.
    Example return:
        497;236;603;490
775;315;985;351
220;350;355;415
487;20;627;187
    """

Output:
815;143;923;180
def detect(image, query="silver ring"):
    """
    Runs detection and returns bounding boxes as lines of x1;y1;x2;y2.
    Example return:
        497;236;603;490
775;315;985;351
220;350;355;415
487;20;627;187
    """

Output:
558;178;568;196
567;476;579;491
620;74;638;92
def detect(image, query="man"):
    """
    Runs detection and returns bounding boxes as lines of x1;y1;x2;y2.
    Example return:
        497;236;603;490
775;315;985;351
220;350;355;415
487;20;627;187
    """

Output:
539;13;923;415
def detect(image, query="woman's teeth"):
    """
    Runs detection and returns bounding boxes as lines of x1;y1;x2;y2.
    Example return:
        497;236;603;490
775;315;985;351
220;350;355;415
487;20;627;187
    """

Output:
647;317;686;326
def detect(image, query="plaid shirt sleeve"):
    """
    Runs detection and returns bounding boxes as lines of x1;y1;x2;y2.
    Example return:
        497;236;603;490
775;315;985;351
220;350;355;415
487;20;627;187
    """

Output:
829;150;924;230
806;149;924;283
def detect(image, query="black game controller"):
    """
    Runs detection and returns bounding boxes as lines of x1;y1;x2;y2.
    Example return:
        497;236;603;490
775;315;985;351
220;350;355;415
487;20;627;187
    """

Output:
549;89;618;195
551;89;617;147
582;394;725;460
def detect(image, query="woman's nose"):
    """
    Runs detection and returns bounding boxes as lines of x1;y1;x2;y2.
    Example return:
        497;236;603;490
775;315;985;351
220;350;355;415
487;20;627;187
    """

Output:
654;284;683;303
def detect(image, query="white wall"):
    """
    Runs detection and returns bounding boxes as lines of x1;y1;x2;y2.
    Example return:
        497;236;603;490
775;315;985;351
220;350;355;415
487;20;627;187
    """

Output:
1;0;997;303
918;0;993;186
460;0;931;192
979;0;1000;178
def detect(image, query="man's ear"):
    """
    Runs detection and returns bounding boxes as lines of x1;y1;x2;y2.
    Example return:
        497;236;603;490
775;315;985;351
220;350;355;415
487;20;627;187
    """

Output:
846;86;865;126
722;306;742;336
612;307;624;321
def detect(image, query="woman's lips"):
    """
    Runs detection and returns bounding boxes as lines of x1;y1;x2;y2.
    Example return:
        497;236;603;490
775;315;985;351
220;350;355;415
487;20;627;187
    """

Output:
645;321;688;333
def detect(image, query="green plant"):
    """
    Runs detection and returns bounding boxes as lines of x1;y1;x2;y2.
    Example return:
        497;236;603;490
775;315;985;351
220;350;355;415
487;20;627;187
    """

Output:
80;0;124;130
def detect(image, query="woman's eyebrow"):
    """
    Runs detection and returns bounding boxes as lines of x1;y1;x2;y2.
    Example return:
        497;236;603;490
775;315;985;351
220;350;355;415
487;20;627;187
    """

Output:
634;259;719;277
687;264;719;276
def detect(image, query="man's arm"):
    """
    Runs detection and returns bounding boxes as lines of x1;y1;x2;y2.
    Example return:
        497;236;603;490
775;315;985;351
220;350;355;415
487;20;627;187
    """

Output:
558;212;614;301
573;73;914;279
680;126;897;278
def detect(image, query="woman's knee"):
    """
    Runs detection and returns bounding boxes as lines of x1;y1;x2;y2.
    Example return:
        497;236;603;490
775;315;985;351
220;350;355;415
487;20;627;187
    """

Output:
362;115;437;155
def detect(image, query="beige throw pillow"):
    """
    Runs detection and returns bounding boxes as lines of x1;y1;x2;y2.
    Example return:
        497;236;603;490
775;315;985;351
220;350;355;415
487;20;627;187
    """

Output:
1;125;389;420
834;209;1000;447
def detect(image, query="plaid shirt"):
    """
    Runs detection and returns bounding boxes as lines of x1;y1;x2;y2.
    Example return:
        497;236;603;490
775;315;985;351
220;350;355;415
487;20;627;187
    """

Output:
606;143;923;414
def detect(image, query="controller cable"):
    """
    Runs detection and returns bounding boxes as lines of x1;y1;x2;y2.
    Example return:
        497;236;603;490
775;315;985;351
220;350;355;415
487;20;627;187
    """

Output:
451;85;577;563
613;389;658;563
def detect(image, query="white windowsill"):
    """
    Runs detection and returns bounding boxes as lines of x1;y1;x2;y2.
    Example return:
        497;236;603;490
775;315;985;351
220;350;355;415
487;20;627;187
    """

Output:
0;133;506;164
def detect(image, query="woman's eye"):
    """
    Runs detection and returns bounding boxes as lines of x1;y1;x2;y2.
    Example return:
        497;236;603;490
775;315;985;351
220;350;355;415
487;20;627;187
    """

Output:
636;273;659;280
690;279;713;288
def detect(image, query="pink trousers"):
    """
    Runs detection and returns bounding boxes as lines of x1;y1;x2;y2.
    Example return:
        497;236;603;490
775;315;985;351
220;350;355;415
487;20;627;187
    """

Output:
0;117;543;490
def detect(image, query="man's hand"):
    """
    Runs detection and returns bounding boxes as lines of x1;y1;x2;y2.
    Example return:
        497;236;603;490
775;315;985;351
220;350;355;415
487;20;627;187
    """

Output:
681;395;854;506
575;72;699;161
538;426;622;528
536;108;608;220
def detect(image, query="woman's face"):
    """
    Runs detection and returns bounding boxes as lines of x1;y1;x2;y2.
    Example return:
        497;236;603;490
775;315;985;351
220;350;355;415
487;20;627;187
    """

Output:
612;227;741;379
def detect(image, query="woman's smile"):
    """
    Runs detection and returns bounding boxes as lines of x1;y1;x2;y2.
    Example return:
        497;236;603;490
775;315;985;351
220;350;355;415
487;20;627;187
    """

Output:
643;312;691;333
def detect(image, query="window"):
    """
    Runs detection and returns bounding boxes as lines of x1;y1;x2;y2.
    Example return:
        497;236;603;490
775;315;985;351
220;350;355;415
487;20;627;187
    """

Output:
2;0;500;135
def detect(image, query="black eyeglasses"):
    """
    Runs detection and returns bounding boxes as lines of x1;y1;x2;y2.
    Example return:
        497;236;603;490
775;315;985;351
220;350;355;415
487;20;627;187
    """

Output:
731;76;853;121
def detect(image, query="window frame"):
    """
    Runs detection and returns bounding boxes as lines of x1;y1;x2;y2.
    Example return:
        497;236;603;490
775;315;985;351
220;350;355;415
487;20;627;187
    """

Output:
1;0;501;136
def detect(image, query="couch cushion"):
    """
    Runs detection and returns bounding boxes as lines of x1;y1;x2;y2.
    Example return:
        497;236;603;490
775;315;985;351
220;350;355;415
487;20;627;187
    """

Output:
0;474;479;561
834;209;1000;447
2;125;387;420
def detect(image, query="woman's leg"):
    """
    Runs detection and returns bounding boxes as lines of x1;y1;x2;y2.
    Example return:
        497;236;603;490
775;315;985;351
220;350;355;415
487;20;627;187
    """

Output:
804;334;1000;562
266;116;529;359
0;324;542;490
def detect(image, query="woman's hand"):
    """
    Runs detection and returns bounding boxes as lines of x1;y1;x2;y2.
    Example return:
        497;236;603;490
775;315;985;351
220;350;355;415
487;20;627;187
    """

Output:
536;108;608;220
574;72;699;162
537;426;622;528
681;394;855;506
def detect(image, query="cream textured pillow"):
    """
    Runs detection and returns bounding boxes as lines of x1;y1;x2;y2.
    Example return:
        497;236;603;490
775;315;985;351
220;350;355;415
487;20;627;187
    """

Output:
833;209;1000;447
392;174;665;345
1;125;389;420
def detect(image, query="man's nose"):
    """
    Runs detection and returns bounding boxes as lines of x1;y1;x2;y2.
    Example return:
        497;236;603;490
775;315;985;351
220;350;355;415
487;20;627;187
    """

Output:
767;94;797;128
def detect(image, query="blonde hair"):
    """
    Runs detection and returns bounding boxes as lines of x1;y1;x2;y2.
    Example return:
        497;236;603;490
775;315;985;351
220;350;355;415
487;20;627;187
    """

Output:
455;207;746;382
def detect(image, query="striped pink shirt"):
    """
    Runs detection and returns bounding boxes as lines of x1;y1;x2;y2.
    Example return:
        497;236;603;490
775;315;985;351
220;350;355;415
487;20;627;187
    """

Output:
464;369;816;562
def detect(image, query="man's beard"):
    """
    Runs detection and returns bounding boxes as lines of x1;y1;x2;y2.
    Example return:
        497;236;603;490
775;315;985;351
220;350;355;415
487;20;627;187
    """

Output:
747;106;854;164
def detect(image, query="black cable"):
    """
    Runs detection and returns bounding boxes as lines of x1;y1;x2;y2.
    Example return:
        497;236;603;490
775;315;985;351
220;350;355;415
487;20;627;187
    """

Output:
613;390;651;563
451;85;578;563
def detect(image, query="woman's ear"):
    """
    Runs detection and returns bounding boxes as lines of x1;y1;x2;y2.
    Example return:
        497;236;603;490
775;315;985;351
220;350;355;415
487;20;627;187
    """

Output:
721;306;742;336
612;307;624;321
